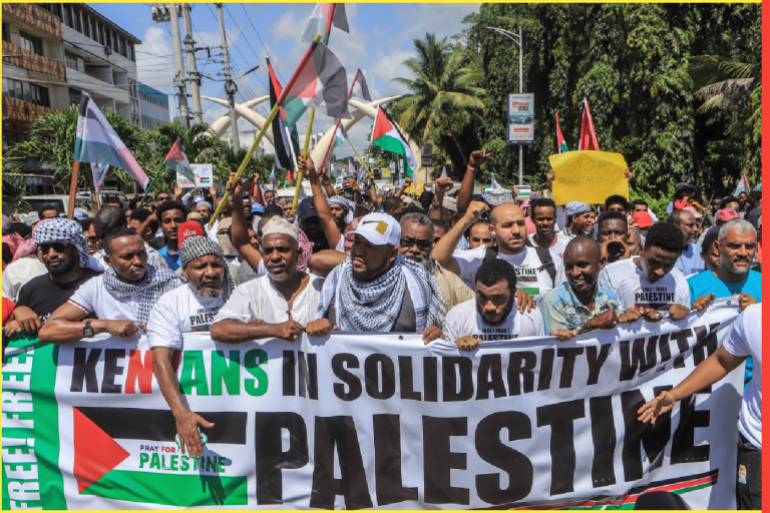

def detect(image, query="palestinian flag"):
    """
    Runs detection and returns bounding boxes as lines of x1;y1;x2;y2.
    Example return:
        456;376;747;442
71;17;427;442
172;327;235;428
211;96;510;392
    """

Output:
267;59;295;170
335;124;348;147
350;69;371;102
281;42;351;126
91;162;109;194
301;3;348;44
555;112;569;153
284;168;293;187
578;97;600;151
74;92;149;189
163;138;194;184
440;166;447;178
733;173;751;196
371;105;416;177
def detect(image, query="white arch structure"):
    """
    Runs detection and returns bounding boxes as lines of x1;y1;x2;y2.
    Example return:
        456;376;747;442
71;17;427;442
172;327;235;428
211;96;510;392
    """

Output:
201;95;425;175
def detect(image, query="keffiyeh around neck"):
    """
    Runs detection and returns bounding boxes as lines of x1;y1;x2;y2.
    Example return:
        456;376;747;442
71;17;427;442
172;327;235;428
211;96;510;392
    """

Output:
103;263;182;325
33;218;102;271
317;254;442;332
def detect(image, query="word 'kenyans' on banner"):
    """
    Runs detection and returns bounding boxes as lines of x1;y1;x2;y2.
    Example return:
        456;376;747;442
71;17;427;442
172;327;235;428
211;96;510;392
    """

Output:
549;150;629;205
2;303;743;510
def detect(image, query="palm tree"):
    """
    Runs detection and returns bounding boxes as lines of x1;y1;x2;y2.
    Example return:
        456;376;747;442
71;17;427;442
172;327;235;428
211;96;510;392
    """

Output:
3;107;150;195
393;33;485;165
689;55;760;113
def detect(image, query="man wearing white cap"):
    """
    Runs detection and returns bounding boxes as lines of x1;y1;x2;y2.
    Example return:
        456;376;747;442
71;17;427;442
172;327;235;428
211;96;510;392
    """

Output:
211;216;324;342
307;213;444;341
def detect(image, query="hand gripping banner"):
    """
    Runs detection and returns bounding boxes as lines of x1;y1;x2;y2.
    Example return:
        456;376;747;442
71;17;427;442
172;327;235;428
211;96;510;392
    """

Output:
2;302;744;509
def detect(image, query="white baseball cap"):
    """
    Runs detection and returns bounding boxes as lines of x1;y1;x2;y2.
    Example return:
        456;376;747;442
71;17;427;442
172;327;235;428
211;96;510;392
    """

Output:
348;213;400;246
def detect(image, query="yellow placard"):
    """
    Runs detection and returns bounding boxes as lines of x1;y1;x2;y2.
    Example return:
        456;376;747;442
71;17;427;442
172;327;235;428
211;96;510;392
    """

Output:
549;151;629;206
404;180;425;196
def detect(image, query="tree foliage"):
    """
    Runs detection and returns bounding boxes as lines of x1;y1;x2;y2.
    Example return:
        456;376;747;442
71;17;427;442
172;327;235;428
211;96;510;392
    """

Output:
458;3;760;200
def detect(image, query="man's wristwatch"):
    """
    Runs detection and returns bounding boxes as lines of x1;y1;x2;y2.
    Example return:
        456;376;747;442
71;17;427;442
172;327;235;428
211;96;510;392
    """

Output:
83;320;94;338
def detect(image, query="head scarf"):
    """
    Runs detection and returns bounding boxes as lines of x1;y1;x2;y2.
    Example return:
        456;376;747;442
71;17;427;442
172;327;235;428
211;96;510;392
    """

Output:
12;218;51;262
565;201;591;218
179;236;234;302
328;195;351;213
103;263;182;326
317;255;442;333
33;218;102;271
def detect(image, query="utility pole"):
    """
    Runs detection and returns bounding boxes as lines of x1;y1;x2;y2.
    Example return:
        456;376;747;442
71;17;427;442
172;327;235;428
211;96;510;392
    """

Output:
216;3;239;150
168;4;189;127
181;4;203;124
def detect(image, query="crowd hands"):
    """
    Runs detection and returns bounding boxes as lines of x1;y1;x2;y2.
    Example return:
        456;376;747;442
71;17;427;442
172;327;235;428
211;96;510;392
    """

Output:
1;149;761;464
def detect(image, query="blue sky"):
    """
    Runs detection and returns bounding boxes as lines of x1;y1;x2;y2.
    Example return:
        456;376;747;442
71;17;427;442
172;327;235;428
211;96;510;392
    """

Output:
90;2;480;157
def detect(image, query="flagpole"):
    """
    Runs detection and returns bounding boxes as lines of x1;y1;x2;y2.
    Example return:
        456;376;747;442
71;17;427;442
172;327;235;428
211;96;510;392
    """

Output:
207;103;282;229
347;137;381;195
67;159;80;219
138;163;167;208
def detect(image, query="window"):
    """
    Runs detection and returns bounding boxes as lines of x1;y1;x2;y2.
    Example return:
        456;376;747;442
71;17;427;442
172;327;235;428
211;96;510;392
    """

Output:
119;37;127;57
82;14;90;38
2;78;50;107
112;31;118;51
65;51;78;70
73;7;82;33
3;130;26;149
69;87;82;107
62;4;73;27
97;23;104;45
19;32;43;55
2;23;9;43
29;84;50;107
128;43;135;62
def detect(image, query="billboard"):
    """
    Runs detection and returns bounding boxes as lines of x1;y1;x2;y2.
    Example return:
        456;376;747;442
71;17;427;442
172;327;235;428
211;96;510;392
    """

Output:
508;93;535;145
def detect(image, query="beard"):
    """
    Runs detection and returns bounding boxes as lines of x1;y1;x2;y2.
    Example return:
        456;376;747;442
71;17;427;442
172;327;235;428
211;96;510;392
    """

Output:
403;250;430;269
476;294;515;327
189;281;224;300
47;258;77;276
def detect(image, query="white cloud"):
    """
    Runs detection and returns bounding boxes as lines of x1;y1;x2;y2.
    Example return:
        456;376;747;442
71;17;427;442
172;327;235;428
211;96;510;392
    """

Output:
135;26;176;95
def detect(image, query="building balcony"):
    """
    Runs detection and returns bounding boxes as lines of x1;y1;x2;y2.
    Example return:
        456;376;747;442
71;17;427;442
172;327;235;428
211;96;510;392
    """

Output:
2;3;62;40
3;41;67;82
3;97;59;126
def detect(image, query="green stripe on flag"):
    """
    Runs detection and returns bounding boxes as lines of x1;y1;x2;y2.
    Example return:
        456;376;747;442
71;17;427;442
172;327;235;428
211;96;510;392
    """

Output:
2;338;67;510
83;470;248;506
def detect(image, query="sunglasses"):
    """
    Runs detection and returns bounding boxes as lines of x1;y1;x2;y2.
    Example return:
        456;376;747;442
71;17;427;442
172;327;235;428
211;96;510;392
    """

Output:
156;195;171;201
471;237;493;244
400;238;432;250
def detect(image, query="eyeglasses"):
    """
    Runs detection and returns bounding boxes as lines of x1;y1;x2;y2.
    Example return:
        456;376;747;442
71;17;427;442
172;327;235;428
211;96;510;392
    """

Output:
86;236;102;244
156;195;171;201
471;237;493;244
400;238;432;250
38;242;67;253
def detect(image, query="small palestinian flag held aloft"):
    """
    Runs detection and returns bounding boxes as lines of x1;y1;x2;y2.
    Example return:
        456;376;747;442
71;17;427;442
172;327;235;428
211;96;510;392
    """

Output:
163;138;194;184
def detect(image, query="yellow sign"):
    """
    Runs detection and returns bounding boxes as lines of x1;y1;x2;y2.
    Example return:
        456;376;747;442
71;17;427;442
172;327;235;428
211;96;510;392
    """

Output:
549;151;629;205
404;180;425;196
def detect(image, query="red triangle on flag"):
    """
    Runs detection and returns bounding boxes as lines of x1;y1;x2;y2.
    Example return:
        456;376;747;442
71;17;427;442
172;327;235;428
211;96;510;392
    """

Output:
372;106;394;140
165;138;186;163
73;407;130;493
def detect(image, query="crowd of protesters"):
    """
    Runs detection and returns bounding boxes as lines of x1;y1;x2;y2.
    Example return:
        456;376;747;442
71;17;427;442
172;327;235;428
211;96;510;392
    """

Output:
1;150;761;509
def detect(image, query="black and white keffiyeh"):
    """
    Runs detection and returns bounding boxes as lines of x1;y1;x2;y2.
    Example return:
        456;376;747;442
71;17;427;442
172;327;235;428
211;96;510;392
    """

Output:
33;218;102;271
317;254;443;332
179;236;234;302
103;263;182;325
328;195;351;213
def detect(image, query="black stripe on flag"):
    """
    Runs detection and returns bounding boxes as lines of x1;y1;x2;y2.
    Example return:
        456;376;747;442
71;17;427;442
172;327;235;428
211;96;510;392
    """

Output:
77;407;247;444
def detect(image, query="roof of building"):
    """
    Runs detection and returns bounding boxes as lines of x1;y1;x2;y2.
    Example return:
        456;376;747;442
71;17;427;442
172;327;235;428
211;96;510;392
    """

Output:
80;4;141;44
138;82;169;104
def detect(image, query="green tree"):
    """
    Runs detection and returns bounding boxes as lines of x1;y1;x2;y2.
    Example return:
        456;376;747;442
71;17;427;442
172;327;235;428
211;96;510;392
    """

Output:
393;32;486;166
3;107;150;195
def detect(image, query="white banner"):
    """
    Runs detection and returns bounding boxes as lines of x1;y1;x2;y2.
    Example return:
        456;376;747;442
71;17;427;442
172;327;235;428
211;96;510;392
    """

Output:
3;303;744;509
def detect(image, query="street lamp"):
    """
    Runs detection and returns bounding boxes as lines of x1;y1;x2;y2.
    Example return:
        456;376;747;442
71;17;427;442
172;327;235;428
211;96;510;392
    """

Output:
480;26;524;185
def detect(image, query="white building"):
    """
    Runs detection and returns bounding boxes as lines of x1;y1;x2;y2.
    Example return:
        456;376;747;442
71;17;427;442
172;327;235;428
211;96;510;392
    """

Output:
138;82;169;130
57;3;141;123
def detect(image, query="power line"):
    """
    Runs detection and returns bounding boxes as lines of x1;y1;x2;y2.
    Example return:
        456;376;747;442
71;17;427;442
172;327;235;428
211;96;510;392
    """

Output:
239;3;284;83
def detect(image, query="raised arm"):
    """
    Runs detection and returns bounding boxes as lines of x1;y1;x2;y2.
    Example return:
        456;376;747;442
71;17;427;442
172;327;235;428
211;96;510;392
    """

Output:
300;155;342;250
319;166;336;198
456;150;490;219
430;176;453;222
431;200;487;275
308;250;348;277
228;174;263;271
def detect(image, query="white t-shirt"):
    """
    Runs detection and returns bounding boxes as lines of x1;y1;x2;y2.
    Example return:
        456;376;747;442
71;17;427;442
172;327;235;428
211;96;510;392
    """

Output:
529;234;568;261
723;303;762;450
68;275;142;322
442;298;544;342
453;246;566;303
598;257;690;312
2;257;47;301
147;285;225;349
214;273;324;327
94;243;168;270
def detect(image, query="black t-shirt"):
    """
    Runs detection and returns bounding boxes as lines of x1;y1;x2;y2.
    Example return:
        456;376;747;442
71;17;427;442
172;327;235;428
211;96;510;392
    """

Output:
16;268;102;323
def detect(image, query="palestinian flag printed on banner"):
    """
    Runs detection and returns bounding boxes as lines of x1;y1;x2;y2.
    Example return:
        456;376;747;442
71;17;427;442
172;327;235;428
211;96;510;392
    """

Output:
371;105;417;177
74;92;149;189
163;137;194;184
281;42;351;126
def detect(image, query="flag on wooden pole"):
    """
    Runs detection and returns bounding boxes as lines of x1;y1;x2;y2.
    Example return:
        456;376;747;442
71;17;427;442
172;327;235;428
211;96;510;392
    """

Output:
578;98;600;151
301;3;348;44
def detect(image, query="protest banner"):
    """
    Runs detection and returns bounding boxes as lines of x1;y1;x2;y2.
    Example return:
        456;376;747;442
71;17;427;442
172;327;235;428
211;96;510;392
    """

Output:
2;304;743;510
549;151;629;205
176;164;213;189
